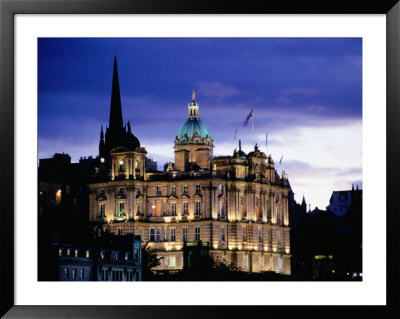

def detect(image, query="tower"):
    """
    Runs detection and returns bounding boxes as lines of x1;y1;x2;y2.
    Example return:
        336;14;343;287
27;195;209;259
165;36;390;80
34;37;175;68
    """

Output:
99;57;141;161
174;91;213;171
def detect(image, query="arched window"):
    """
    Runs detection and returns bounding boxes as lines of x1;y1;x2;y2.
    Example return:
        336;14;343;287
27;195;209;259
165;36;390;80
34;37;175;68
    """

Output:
119;159;126;172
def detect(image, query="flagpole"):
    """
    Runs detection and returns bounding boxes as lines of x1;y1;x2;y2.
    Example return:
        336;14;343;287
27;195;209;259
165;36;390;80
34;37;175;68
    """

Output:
251;115;255;146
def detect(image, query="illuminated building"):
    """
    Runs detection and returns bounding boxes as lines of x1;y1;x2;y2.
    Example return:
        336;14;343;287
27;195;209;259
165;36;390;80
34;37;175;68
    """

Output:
88;58;291;275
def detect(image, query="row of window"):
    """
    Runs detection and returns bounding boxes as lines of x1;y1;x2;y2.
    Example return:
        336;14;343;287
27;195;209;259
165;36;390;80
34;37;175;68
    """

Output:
100;269;139;281
148;226;200;242
145;226;283;245
64;268;85;280
242;256;283;271
99;199;282;221
59;248;90;258
98;184;224;198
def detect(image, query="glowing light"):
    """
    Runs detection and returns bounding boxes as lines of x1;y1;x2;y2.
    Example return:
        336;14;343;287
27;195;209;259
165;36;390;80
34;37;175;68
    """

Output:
151;204;156;209
119;160;124;165
253;246;258;251
359;273;363;277
264;247;269;251
285;248;290;254
213;244;219;249
165;217;171;223
238;245;242;250
228;245;233;250
57;189;62;194
273;247;277;252
100;157;105;163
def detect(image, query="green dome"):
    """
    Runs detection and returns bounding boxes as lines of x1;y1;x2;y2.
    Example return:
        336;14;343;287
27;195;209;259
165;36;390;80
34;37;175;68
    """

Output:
177;119;211;140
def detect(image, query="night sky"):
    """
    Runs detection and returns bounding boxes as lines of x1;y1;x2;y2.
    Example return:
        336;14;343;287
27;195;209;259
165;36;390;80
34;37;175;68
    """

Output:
38;38;362;209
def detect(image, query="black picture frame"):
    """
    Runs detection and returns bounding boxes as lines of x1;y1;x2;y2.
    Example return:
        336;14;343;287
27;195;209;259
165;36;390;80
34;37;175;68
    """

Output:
1;0;399;318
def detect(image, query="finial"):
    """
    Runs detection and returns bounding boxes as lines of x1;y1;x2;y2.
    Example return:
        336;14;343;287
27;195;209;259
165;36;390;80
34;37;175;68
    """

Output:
192;89;195;101
100;125;104;139
127;121;131;133
239;139;242;151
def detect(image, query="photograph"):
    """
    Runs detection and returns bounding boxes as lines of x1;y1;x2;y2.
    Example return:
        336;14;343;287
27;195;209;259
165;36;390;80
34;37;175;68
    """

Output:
38;38;362;282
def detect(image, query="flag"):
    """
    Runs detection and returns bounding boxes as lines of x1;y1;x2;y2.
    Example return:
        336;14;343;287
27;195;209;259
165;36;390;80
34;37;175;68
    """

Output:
234;128;237;140
279;155;283;164
243;109;253;126
265;133;268;146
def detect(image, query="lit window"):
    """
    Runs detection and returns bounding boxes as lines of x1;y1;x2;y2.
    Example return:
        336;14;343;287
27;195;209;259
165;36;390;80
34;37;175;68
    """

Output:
278;257;283;271
80;269;85;279
64;268;69;279
183;185;188;194
74;249;78;258
195;201;201;215
66;249;70;256
100;251;105;259
258;228;262;243
259;256;264;270
125;252;129;261
119;160;126;172
171;186;176;195
277;231;281;245
118;202;124;217
72;269;76;279
183;202;188;215
219;184;223;195
171;202;176;216
182;228;187;242
243;255;248;270
86;250;90;258
149;228;155;241
195;226;200;241
156;228;162;242
156;186;162;195
99;203;105;217
195;185;200;193
58;249;62;256
170;228;176;242
219;201;225;218
164;257;169;267
170;256;176;268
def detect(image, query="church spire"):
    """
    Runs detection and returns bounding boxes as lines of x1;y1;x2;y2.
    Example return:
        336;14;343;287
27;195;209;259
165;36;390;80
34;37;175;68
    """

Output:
108;56;124;132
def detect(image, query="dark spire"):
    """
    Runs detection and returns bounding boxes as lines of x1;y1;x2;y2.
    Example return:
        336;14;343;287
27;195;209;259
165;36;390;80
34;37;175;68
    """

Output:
99;125;105;158
301;195;306;206
127;121;131;134
239;139;242;151
100;125;104;140
108;57;124;132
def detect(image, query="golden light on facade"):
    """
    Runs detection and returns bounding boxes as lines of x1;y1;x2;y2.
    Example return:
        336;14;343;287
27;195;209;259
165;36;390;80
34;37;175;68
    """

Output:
285;248;290;254
151;204;156;209
165;217;171;223
238;245;242;250
100;157;105;163
213;244;219;249
273;247;277;252
119;160;124;165
228;245;233;250
253;246;258;251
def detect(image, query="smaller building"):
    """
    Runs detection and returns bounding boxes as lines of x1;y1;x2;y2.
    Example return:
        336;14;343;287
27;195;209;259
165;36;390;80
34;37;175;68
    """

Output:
56;234;142;281
326;184;362;216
